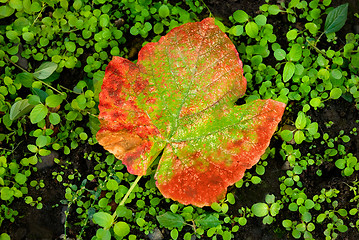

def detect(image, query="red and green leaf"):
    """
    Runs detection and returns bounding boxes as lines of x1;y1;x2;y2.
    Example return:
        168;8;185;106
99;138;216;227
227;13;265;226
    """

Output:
97;18;286;207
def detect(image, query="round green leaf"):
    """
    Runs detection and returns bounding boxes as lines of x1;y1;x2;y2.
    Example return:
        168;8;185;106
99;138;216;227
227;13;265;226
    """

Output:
0;5;15;18
251;176;261;184
233;10;248;23
294;130;305;144
0;233;11;240
49;112;60;125
22;32;34;42
280;130;293;142
106;179;119;191
158;5;170;18
229;25;243;36
15;173;27;185
30;104;48;124
268;5;281;15
36;135;48;148
305;22;318;35
93;212;114;229
295;112;307;129
331;69;342;79
254;15;266;26
282;219;292;228
1;187;13;201
245;22;259;38
274;49;286;61
154;22;164;34
309;97;321;108
114;221;130;237
286;29;298;41
330;88;342;99
99;14;110;27
65;41;76;52
251;203;269;217
45;94;63;108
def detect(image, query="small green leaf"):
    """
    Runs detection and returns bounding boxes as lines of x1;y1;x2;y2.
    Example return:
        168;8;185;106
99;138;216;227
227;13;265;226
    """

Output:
15;173;27;185
113;221;130;237
288;44;302;62
228;25;243;36
295;112;306;130
330;88;342;99
153;22;164;34
93;212;114;229
0;233;11;240
286;29;298;40
335;159;346;169
282;219;292;228
96;229;111;240
22;32;34;42
30;104;48;124
251;203;269;217
254;15;266;26
245;22;259;38
268;5;281;15
49;112;61;125
306;122;318;135
33;62;58;80
305;22;318;35
233;10;248;23
309;97;321;108
274;49;286;61
331;69;342;79
1;187;13;201
283;62;295;82
16;72;34;88
158;5;170;18
251;176;261;184
294;130;305;144
280;130;293;142
99;14;110;27
171;229;178;240
45;95;63;108
156;212;185;228
65;41;76;52
36;135;48;147
10;99;34;120
324;3;348;34
0;5;15;19
106;179;119;191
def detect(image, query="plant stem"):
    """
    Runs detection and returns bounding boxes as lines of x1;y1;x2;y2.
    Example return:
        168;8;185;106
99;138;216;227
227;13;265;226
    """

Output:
120;175;142;206
112;175;142;219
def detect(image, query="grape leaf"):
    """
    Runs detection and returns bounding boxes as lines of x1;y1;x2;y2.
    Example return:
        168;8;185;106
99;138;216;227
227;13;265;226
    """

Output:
97;18;285;207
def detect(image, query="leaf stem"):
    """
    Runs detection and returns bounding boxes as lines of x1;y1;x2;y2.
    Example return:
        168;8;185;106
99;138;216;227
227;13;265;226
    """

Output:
31;2;46;27
120;175;142;206
199;0;213;17
112;175;142;219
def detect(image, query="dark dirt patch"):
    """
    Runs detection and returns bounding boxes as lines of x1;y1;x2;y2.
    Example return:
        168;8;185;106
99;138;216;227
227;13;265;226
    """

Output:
206;0;265;20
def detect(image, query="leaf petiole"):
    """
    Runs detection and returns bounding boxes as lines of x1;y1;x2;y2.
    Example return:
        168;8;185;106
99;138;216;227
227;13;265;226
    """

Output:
112;175;142;219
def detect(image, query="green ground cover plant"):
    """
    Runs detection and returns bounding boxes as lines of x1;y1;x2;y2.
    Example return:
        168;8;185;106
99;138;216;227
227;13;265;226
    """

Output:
0;0;359;239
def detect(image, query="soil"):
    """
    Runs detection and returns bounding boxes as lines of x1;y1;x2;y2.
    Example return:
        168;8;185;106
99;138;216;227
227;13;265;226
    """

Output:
1;0;359;240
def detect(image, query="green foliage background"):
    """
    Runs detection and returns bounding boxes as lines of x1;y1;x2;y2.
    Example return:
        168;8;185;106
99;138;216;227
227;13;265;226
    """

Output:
0;0;359;239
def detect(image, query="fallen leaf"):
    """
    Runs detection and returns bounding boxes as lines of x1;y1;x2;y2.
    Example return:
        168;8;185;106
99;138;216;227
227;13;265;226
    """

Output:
97;18;285;207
